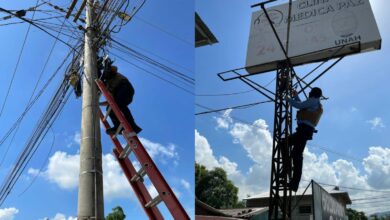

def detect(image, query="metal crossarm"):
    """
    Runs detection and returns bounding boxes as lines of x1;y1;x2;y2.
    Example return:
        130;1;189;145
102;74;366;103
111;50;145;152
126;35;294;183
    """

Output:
95;79;190;220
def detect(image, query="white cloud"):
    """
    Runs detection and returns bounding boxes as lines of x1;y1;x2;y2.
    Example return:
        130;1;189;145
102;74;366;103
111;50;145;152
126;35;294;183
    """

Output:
172;187;182;198
66;132;80;148
302;150;338;186
28;168;40;176
73;132;81;145
46;152;80;189
208;110;390;208
214;109;233;129
350;107;357;112
102;153;132;200
147;184;158;198
0;207;18;220
29;151;131;200
41;213;77;220
195;130;240;176
211;111;274;198
139;137;179;165
195;130;220;169
180;179;190;190
30;137;180;200
363;146;390;189
367;117;385;129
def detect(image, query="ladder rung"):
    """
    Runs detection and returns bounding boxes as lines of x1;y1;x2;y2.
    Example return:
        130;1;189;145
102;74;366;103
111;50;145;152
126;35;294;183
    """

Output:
119;143;132;159
119;133;138;159
145;194;163;208
131;164;148;182
113;124;123;138
125;131;137;138
104;106;112;121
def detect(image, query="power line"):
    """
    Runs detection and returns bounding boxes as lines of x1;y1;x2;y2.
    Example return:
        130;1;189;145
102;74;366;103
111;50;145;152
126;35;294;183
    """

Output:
0;0;40;117
111;45;194;87
110;51;194;95
0;7;79;52
0;49;74;150
133;15;192;46
195;103;262;128
352;195;390;202
110;37;194;84
18;128;56;196
0;15;64;27
0;79;72;205
0;16;67;167
352;199;390;206
113;35;193;74
195;100;272;115
308;142;364;163
196;89;255;97
196;76;276;97
303;180;390;193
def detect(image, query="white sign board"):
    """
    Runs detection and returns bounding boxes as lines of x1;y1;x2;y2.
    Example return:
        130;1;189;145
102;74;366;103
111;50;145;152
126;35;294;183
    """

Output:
312;181;348;220
246;0;381;74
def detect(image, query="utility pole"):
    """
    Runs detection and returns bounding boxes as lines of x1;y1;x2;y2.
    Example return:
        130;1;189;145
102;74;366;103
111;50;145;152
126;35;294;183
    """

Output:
77;0;104;219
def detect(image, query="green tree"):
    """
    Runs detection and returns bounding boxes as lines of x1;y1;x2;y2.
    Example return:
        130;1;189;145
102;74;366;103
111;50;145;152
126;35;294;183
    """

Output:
195;163;208;187
347;208;368;220
195;163;239;209
106;206;126;220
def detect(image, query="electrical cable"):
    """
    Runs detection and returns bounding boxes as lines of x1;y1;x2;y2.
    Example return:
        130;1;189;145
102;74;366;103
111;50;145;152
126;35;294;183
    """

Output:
111;45;194;88
0;0;41;117
196;89;254;97
113;35;193;74
110;51;194;95
111;38;194;84
17;128;56;196
0;80;72;205
0;49;74;149
132;15;192;46
0;16;67;167
195;100;272;115
302;180;390;193
0;7;79;52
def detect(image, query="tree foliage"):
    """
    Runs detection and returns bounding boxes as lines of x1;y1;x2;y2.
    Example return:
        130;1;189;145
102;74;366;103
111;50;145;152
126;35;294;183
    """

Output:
195;163;240;209
106;206;126;220
346;208;368;220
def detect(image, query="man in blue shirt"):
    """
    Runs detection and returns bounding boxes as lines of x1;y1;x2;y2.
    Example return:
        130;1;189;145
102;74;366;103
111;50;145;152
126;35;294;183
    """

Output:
286;87;323;192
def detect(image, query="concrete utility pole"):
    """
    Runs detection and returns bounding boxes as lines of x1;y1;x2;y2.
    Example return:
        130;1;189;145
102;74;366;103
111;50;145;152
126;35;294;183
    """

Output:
77;0;104;219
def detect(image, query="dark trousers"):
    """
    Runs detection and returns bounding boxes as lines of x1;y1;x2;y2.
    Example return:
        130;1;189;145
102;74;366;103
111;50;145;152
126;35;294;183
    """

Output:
284;123;314;190
108;82;141;133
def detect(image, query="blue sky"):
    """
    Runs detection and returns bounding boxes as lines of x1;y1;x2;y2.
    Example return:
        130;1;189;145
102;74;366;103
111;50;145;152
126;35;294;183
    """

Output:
0;0;194;219
196;0;390;215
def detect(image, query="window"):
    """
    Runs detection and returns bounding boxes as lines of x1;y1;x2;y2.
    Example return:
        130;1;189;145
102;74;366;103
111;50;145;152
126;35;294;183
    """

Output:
299;205;312;214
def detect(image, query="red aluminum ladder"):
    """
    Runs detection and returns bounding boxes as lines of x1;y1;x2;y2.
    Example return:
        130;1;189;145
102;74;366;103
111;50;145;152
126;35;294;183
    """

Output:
95;79;190;220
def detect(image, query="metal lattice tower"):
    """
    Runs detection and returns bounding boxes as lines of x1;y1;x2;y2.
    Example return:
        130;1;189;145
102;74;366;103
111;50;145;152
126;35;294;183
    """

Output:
268;62;293;220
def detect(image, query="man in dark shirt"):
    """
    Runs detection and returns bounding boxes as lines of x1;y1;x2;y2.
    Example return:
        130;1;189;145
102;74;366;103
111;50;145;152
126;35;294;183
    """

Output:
104;66;142;135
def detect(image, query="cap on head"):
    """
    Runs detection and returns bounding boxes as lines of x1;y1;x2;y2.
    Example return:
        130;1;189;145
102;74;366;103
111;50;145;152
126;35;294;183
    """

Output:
110;65;118;73
309;87;322;98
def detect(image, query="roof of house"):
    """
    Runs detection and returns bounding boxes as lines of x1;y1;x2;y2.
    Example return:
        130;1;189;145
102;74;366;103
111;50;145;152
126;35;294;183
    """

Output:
195;198;231;217
195;198;268;219
219;207;268;218
195;12;218;47
245;186;352;205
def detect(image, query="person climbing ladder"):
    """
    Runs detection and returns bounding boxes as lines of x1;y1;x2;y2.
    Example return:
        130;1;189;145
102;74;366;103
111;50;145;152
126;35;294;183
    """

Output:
101;65;142;135
286;87;323;192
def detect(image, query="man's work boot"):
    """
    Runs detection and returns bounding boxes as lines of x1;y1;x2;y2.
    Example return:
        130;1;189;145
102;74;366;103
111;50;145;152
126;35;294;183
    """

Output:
133;125;142;134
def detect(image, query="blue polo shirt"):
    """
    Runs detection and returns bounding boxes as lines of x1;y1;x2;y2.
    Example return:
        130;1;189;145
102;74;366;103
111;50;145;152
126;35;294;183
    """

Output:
288;95;321;128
